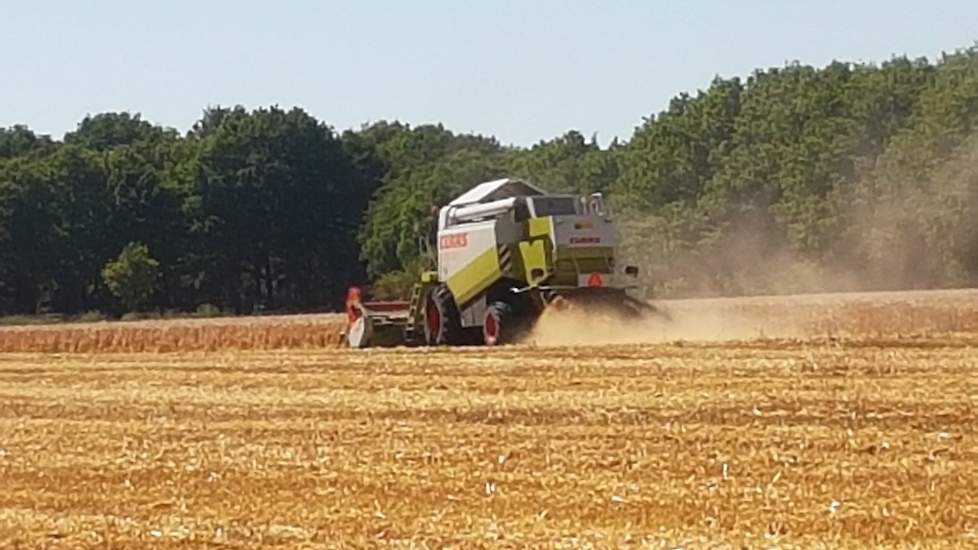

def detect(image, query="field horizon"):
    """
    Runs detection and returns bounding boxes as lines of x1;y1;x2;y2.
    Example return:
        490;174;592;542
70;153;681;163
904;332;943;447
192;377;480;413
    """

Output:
2;287;978;353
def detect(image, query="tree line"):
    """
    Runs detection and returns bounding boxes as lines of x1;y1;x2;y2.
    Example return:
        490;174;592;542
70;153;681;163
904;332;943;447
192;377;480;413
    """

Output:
2;45;978;317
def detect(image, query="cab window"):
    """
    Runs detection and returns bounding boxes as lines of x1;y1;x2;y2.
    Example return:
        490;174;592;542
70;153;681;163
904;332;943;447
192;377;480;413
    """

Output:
529;197;578;217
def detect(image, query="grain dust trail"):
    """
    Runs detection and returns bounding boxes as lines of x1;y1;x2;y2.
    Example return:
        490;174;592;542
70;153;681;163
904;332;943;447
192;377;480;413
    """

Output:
524;288;978;346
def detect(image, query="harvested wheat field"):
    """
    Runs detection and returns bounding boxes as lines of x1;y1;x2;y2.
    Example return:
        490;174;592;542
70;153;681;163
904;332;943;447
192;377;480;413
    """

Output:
2;290;978;548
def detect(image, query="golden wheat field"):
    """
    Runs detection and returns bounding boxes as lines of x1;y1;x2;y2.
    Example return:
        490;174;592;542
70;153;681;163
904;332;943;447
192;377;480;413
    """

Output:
2;290;978;548
0;313;348;354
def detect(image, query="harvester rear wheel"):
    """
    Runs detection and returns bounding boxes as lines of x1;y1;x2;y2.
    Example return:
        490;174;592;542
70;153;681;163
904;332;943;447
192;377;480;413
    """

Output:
424;285;462;346
483;301;514;346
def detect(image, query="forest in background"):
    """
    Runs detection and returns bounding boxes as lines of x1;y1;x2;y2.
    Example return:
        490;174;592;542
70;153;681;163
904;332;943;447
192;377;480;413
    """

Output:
2;45;977;317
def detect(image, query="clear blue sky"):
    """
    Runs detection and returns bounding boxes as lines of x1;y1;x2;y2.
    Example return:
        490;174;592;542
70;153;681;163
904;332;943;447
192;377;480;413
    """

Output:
2;1;976;146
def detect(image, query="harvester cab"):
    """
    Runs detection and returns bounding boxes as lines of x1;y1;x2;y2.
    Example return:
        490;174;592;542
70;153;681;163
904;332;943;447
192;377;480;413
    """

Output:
345;178;654;348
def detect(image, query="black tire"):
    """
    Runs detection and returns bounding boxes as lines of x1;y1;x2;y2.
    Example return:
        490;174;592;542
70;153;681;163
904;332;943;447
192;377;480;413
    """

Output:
424;284;462;346
483;301;515;346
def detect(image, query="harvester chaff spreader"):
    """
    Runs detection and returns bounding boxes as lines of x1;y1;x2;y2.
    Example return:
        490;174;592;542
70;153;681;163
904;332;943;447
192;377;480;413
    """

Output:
345;178;655;347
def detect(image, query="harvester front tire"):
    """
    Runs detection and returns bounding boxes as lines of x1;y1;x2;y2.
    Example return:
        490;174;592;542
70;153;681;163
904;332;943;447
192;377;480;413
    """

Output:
483;301;514;346
424;285;462;346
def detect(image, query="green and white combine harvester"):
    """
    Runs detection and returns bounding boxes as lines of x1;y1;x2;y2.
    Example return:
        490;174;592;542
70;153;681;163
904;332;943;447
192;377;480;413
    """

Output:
344;178;657;347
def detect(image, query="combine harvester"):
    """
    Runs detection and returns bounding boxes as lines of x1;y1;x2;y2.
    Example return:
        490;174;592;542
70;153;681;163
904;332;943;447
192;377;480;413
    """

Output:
345;178;657;347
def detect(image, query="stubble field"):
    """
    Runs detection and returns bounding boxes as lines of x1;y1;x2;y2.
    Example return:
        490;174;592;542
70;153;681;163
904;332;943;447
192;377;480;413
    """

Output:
2;289;978;548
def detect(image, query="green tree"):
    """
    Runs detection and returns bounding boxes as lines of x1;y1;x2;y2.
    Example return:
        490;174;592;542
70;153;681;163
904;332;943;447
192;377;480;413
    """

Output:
359;149;508;278
840;47;978;287
188;106;368;312
614;77;742;214
65;112;173;151
102;242;160;311
0;125;54;159
508;130;617;195
104;138;190;309
0;145;114;313
0;156;63;312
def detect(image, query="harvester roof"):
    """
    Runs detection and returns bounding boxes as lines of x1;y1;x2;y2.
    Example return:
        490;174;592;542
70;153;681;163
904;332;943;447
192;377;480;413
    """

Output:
448;178;545;207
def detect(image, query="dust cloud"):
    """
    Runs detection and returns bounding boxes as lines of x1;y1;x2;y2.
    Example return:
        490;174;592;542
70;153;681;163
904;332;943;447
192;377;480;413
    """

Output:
521;287;978;346
521;299;804;347
616;135;978;305
522;134;978;347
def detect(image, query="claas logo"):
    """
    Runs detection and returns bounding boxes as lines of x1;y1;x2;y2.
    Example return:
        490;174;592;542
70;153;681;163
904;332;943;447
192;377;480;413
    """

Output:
570;236;601;244
439;233;468;249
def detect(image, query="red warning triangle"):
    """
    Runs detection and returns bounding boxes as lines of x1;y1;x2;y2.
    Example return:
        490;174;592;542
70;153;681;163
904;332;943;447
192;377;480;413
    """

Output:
587;272;604;287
